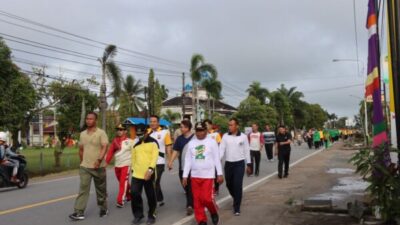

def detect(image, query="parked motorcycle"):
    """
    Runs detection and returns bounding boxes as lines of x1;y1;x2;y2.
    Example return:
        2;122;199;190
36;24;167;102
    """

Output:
0;155;29;189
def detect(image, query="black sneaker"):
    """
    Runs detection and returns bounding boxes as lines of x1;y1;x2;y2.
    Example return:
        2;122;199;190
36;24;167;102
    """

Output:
211;213;219;225
158;202;165;207
278;174;282;179
146;217;156;225
132;216;144;225
69;212;85;221
284;174;289;178
99;209;108;217
186;206;193;215
198;222;207;225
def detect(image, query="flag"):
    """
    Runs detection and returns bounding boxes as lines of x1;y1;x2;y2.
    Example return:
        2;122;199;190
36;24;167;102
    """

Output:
365;0;388;147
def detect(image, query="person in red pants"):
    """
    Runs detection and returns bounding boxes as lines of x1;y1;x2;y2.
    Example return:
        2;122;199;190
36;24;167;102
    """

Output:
105;124;138;208
182;122;224;225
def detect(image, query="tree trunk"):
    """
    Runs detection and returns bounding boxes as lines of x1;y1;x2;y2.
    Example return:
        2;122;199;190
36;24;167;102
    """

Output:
212;98;215;119
100;66;107;132
191;81;196;124
207;94;211;119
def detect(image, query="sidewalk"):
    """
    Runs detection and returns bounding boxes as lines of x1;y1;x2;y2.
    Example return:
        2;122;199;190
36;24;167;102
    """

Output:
219;143;362;225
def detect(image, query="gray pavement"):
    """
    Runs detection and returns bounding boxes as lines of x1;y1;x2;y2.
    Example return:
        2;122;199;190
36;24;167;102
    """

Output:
0;144;319;225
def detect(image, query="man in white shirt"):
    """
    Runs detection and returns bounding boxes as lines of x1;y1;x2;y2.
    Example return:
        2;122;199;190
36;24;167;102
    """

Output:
148;115;173;207
248;123;264;176
183;121;223;225
219;118;251;216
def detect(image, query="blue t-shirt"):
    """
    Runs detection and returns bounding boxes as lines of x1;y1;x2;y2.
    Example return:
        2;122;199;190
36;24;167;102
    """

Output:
173;134;194;171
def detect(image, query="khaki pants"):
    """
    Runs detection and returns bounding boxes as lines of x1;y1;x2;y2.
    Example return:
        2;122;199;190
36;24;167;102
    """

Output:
74;167;108;213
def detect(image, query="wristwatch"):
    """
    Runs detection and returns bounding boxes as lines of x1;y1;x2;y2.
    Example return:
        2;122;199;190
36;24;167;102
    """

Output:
148;167;154;173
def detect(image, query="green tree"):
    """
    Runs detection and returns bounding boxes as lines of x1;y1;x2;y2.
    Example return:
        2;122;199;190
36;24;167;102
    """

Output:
147;69;155;115
98;44;122;132
212;113;229;133
190;54;218;122
304;104;328;129
154;79;164;115
48;81;98;144
160;84;169;101
161;109;181;123
246;81;269;104
269;91;292;126
0;38;37;146
276;84;305;129
202;77;222;119
118;75;145;120
234;96;278;128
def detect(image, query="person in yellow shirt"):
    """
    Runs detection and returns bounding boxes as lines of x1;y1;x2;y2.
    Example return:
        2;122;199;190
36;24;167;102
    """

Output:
319;130;324;149
204;119;222;195
131;124;159;225
204;119;222;144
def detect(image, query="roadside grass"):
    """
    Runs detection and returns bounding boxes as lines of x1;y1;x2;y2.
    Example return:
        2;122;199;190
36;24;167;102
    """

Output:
20;147;81;177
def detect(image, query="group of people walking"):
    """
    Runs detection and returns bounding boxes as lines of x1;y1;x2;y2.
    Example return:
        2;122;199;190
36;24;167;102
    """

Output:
68;112;294;225
303;128;340;150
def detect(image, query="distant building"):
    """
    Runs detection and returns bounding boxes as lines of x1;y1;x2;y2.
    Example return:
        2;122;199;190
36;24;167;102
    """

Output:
161;88;237;124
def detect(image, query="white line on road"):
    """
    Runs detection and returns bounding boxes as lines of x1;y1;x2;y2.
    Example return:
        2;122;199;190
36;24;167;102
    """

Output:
171;148;325;225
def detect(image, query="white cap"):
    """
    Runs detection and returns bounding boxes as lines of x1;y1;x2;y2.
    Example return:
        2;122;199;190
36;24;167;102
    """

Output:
0;132;7;142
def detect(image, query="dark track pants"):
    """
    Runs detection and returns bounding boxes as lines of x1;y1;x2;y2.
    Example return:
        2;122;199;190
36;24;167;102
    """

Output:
131;176;156;219
278;149;291;177
250;150;261;175
264;143;274;160
224;160;245;213
155;164;165;202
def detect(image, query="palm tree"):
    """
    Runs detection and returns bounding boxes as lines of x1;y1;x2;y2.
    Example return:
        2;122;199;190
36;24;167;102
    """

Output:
119;75;145;117
98;44;122;131
190;54;217;122
160;84;169;101
162;109;181;123
276;84;304;129
202;77;222;119
246;81;269;104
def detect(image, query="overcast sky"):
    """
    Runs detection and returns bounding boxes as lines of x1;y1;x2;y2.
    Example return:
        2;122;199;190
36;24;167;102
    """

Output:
1;0;374;118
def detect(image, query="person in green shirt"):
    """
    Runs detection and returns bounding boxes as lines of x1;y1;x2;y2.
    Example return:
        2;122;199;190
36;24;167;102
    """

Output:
69;112;109;221
313;129;321;149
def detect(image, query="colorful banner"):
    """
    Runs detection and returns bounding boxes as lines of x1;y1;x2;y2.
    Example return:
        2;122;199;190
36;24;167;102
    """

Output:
365;0;388;147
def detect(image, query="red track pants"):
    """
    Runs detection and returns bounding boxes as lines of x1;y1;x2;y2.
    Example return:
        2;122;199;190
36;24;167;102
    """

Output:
115;166;131;204
191;178;218;223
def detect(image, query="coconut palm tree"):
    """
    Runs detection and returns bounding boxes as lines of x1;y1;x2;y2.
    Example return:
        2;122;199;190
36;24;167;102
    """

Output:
190;54;217;122
118;75;145;118
276;84;305;129
98;44;122;131
202;77;222;119
246;81;269;104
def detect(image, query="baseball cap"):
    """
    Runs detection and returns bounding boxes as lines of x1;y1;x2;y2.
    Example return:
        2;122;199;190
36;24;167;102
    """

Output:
194;122;207;131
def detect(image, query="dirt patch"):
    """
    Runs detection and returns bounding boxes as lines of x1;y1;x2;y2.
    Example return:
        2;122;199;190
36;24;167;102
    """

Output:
220;143;362;225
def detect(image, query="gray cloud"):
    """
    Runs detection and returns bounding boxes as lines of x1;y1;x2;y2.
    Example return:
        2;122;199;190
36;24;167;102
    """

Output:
1;0;372;118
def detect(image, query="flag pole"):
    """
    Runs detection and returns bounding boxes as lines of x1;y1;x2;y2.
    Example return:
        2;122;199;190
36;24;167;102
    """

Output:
387;0;400;163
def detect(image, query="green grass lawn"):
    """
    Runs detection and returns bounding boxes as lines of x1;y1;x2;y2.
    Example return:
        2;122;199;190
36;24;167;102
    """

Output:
20;147;81;177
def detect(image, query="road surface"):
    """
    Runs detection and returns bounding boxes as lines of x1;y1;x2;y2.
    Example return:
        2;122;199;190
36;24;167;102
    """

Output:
0;144;320;225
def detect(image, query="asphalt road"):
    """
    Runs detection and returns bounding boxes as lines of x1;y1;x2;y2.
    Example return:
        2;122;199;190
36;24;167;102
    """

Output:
0;143;320;225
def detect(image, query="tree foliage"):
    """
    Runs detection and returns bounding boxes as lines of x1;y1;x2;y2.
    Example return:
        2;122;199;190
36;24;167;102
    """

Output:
48;81;98;145
234;96;278;128
0;38;37;145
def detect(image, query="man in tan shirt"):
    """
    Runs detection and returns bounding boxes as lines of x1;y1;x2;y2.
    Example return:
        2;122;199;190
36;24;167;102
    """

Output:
69;112;109;221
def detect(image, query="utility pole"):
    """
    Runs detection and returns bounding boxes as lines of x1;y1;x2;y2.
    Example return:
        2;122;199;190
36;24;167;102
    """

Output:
182;73;186;118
